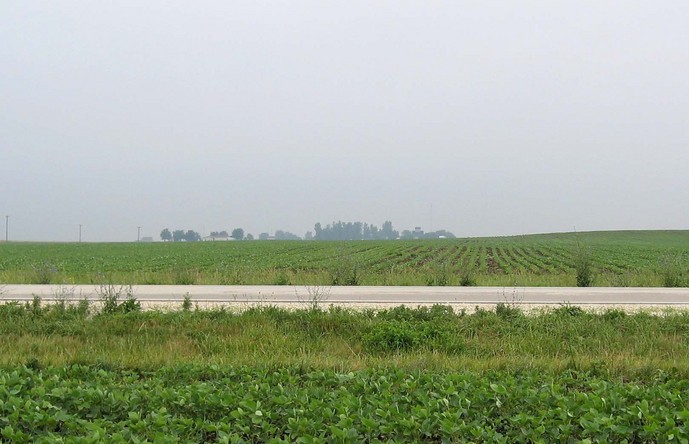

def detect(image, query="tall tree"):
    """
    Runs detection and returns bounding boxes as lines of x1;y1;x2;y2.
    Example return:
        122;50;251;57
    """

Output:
184;230;201;242
231;228;244;240
381;220;398;240
160;228;172;242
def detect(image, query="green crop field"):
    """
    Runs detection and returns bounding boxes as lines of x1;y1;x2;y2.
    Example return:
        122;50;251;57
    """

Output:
4;365;689;442
1;230;688;286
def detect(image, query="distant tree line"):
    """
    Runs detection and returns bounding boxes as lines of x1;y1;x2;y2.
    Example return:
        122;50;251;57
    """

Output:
312;221;455;240
160;221;454;242
314;220;399;241
161;227;251;242
160;228;201;242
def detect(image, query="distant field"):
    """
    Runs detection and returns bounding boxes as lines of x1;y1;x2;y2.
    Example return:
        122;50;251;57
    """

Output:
0;230;687;286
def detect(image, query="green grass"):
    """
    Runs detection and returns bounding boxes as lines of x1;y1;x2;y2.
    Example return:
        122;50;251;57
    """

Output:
4;300;689;376
1;230;688;286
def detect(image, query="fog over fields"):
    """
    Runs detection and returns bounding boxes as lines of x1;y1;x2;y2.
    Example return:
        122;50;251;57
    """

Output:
2;1;688;241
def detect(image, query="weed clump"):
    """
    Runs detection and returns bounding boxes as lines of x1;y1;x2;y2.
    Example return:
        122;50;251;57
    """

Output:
329;259;360;286
552;304;585;317
182;294;193;311
573;244;595;287
602;308;627;322
24;357;42;371
376;304;456;323
297;286;331;310
457;256;476;286
97;284;141;314
659;254;686;287
173;268;198;285
495;302;523;320
273;270;290;285
426;262;450;286
364;305;463;353
30;261;58;284
363;320;461;353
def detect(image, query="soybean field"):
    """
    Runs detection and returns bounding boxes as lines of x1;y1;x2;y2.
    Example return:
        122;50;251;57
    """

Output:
1;230;688;286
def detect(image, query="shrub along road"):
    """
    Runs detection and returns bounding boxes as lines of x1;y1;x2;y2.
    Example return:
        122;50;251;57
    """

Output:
3;284;689;309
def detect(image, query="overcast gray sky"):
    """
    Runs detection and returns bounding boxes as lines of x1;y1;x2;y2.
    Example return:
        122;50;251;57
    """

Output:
2;1;688;242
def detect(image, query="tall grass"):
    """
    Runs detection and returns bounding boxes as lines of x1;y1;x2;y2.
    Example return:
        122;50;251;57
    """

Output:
0;268;675;287
573;244;595;287
3;300;689;377
659;254;687;287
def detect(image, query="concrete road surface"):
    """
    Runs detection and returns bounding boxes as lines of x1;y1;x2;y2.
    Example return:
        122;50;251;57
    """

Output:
3;285;689;310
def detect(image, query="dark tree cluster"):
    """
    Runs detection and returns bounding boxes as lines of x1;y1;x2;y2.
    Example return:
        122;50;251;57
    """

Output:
313;221;399;241
160;228;201;242
160;227;252;242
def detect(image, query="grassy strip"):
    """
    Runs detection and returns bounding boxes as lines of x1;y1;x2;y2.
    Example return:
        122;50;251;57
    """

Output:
2;301;689;376
2;365;688;442
4;268;636;286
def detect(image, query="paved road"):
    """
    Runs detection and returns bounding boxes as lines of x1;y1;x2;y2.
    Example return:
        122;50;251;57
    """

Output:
3;284;689;307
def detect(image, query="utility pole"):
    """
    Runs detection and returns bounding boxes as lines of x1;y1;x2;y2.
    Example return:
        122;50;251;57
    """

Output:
79;224;82;243
137;226;141;242
4;215;8;242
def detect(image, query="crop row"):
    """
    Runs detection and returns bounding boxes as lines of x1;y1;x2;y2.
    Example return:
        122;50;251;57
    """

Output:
2;365;688;442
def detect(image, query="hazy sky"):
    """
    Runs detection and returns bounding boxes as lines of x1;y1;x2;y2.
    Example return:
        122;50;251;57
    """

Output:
2;1;688;241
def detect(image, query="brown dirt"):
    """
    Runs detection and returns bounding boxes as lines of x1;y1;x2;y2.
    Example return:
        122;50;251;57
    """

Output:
485;247;503;274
